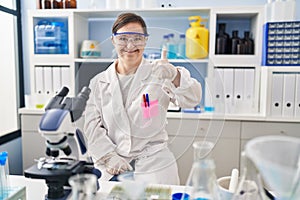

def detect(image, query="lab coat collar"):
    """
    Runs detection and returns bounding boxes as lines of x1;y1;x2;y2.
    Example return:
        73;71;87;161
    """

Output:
97;58;152;84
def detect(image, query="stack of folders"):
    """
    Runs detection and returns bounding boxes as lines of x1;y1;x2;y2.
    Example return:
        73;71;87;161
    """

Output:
270;72;300;118
205;67;256;114
35;66;71;95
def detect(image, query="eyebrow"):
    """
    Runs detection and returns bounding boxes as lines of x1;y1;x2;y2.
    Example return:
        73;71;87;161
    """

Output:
112;32;149;37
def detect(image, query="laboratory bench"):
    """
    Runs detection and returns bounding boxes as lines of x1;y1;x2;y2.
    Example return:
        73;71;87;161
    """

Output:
19;108;300;185
8;175;187;199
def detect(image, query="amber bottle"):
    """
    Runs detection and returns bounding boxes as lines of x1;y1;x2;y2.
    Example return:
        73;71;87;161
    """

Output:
65;0;77;8
53;0;64;8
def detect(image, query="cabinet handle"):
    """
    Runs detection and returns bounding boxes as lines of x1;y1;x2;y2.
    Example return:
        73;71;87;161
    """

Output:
280;130;287;135
199;127;205;132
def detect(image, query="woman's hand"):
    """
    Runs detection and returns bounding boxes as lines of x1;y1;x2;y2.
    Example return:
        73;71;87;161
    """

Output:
152;47;179;83
103;152;133;175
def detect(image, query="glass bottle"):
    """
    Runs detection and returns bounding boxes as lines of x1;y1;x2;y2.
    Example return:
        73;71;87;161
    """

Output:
242;31;254;55
231;30;241;55
65;0;77;9
185;141;220;200
44;0;52;9
68;173;98;200
215;23;230;54
177;34;186;59
167;33;177;59
53;0;64;8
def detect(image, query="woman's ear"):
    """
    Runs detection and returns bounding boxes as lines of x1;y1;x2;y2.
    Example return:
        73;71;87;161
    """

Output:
111;36;115;45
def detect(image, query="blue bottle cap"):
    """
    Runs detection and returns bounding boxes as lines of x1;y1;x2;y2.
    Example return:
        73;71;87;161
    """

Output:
0;152;8;166
172;192;190;200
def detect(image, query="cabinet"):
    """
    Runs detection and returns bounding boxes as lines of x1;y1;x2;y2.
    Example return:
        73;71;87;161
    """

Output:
166;116;240;184
260;67;300;118
240;120;300;151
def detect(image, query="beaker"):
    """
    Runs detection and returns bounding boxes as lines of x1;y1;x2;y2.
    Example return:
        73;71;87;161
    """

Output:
185;140;220;200
68;173;98;200
232;152;268;200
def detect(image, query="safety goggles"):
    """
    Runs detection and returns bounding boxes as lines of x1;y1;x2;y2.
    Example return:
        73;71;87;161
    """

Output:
112;32;149;46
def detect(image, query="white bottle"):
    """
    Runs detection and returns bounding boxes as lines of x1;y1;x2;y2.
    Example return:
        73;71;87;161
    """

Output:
160;34;169;53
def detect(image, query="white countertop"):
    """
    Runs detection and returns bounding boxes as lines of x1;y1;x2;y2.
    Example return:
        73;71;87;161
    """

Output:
9;175;186;199
19;107;300;122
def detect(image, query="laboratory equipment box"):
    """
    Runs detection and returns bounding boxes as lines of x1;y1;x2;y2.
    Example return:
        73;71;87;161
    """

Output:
262;21;300;66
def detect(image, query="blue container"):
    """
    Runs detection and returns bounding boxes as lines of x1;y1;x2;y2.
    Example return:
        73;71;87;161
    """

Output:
172;192;190;200
34;18;69;54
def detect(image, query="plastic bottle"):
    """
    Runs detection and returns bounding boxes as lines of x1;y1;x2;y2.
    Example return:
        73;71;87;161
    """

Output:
231;30;241;55
185;141;220;200
0;152;9;198
167;33;177;59
186;16;209;59
160;34;169;54
215;23;230;54
242;31;254;55
177;34;186;59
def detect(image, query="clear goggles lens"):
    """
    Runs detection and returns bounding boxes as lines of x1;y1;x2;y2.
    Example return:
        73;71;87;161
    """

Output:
113;32;148;46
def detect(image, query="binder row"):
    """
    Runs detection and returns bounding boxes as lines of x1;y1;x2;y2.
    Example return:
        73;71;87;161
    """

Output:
262;21;300;66
205;67;256;114
270;72;300;117
34;66;71;95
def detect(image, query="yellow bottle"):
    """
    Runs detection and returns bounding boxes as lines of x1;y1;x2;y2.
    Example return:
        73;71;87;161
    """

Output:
186;16;209;59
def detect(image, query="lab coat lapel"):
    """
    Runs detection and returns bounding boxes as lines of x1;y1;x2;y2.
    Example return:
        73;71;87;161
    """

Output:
106;62;131;135
125;59;152;108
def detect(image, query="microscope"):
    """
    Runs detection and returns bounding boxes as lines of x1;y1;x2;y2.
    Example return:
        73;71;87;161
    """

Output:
24;86;101;200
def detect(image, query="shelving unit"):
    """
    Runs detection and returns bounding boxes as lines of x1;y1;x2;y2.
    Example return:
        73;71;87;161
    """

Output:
27;6;266;113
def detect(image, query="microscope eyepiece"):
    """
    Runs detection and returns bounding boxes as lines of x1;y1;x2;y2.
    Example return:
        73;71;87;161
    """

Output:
57;86;69;97
77;86;91;100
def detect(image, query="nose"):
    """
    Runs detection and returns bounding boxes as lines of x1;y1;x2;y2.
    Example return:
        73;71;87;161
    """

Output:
126;39;135;49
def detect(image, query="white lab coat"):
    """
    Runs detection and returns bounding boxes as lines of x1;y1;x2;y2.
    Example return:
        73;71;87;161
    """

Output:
84;58;202;183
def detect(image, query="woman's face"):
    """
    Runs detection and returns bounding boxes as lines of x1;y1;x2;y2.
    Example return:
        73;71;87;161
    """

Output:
112;22;147;66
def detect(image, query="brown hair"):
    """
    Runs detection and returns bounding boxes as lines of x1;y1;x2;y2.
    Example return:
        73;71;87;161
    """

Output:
112;12;148;35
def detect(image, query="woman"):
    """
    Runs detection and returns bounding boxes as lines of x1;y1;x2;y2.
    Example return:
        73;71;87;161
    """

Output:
84;12;202;184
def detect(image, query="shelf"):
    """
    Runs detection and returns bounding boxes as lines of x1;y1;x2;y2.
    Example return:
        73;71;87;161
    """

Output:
74;58;209;64
211;55;259;66
74;7;211;19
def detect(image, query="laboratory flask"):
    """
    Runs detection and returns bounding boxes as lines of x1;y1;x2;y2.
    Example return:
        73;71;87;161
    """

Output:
68;173;98;200
232;152;268;200
185;141;220;200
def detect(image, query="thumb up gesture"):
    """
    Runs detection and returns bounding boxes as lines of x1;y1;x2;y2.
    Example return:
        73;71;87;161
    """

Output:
152;47;178;81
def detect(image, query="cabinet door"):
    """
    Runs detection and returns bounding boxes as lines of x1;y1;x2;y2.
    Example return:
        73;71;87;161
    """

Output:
241;121;300;150
167;119;240;184
21;114;45;171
